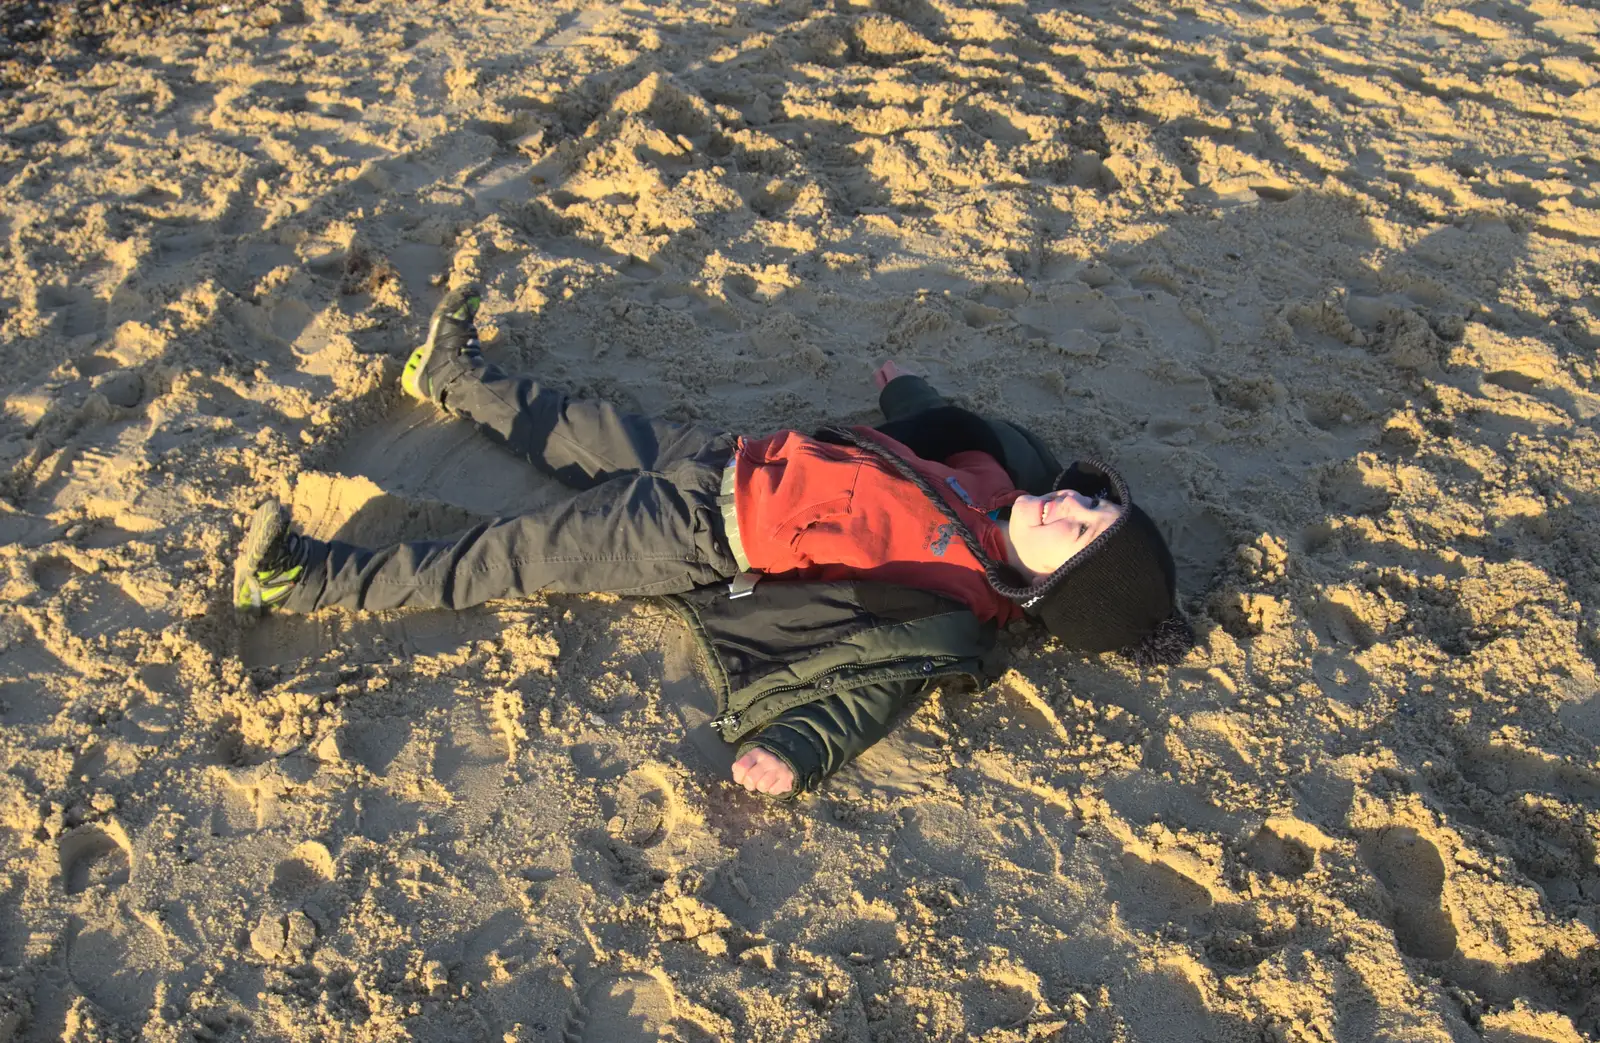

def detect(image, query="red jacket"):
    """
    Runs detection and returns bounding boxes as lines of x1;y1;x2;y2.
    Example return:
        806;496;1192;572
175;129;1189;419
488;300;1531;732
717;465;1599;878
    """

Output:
730;428;1023;624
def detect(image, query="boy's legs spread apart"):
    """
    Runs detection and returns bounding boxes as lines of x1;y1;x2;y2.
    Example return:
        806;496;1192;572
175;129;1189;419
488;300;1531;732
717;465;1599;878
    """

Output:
240;287;742;614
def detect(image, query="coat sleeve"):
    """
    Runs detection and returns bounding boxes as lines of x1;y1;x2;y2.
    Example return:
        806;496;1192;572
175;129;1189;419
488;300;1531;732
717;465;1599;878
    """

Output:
876;373;949;422
739;679;930;797
873;405;1010;467
873;375;1062;495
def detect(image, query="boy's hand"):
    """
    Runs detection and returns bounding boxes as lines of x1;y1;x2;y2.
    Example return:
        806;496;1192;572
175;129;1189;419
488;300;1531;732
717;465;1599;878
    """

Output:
872;360;915;390
731;747;795;796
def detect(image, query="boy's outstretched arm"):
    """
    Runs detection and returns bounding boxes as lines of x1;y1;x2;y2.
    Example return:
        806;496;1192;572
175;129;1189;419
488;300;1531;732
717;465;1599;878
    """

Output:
862;360;1012;468
873;361;948;422
865;358;1062;494
732;679;927;798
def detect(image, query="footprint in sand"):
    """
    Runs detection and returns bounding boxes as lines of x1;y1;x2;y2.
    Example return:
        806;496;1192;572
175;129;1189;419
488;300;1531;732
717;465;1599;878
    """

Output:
605;769;679;850
1361;826;1458;960
68;919;166;1018
271;841;335;901
58;822;133;895
563;973;700;1043
30;554;83;592
1319;458;1396;517
1245;823;1315;880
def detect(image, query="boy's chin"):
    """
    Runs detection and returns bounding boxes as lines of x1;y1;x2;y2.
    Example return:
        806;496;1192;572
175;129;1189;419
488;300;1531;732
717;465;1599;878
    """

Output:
1012;557;1051;585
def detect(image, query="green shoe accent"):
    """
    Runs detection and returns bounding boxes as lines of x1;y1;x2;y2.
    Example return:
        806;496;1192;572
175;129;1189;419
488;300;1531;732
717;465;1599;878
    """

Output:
400;342;435;402
257;581;296;604
402;286;483;403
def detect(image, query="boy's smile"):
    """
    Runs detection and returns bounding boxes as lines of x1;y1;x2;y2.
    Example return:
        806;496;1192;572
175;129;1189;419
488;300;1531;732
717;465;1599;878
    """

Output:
1004;489;1123;583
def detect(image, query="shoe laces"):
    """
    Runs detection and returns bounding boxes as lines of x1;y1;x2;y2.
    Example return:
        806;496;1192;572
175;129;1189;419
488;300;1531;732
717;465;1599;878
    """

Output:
264;533;305;575
442;317;481;360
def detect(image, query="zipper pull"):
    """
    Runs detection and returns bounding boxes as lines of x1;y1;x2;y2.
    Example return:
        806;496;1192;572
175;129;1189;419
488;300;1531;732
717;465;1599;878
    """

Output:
710;710;741;731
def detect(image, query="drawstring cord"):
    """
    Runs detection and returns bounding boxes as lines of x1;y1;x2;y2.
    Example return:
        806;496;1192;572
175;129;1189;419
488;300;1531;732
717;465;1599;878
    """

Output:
816;426;1136;610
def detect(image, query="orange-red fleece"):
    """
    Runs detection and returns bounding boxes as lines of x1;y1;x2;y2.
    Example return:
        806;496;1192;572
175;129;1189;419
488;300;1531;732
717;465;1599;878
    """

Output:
730;427;1024;625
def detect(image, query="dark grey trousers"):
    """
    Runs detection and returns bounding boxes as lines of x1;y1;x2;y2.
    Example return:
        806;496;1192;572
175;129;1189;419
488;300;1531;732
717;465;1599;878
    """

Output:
286;361;741;613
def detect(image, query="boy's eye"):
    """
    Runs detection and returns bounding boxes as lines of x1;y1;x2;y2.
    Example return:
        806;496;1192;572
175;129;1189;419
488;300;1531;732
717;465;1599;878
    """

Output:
1077;523;1088;539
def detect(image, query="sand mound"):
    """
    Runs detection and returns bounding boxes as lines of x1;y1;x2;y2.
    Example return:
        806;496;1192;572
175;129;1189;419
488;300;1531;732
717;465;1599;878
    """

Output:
2;0;1598;1038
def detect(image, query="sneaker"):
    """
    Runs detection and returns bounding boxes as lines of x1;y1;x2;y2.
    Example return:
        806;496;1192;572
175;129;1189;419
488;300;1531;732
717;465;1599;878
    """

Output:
401;285;484;405
233;500;307;614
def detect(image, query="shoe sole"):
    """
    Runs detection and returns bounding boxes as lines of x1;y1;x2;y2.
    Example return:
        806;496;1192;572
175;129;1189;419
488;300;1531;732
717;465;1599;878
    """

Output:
401;287;480;402
234;500;290;613
400;307;446;402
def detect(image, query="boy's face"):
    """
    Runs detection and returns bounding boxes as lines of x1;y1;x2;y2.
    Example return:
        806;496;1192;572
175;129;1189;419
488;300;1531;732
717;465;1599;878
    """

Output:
1007;489;1123;583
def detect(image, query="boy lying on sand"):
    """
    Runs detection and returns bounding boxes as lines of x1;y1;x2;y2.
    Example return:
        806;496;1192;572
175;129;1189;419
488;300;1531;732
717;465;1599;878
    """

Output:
234;287;1193;798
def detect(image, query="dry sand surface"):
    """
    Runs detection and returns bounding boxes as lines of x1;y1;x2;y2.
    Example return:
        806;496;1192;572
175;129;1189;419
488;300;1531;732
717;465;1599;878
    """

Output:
1;0;1599;1038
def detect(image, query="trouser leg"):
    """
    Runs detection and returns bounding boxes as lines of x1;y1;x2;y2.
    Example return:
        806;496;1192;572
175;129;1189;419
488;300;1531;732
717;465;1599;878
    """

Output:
284;448;739;613
438;361;732;489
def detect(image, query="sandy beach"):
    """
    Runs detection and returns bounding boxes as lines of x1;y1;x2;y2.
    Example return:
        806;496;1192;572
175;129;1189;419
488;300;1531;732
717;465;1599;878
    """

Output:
1;0;1598;1038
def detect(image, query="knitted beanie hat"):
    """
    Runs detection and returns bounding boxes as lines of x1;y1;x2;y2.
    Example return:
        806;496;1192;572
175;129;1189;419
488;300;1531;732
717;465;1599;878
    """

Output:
988;460;1195;667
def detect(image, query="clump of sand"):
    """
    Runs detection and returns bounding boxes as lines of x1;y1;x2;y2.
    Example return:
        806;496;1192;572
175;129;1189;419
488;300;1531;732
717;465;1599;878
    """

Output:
2;0;1598;1039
